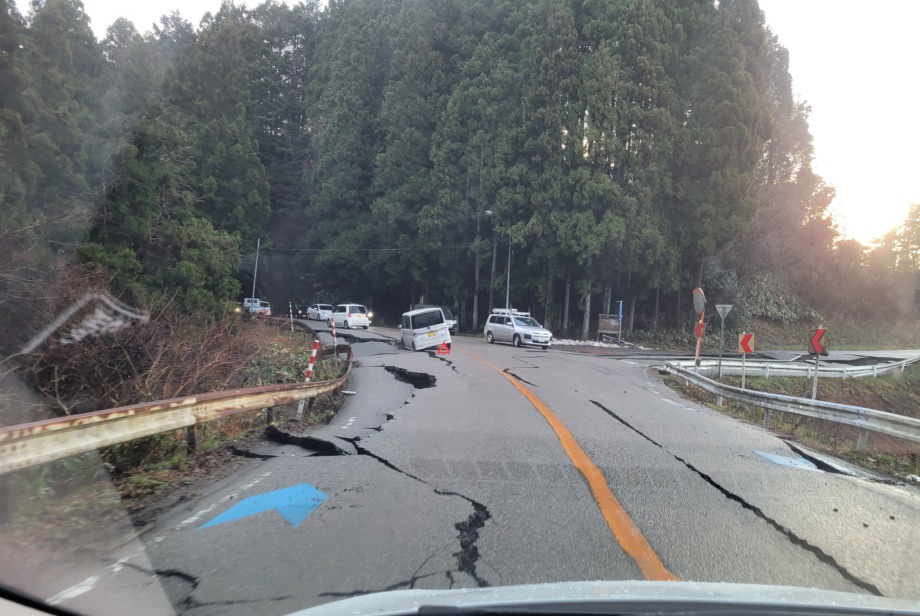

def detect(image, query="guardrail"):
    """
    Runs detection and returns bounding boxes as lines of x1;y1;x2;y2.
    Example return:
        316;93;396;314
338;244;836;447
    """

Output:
661;362;920;449
673;356;920;379
0;344;353;476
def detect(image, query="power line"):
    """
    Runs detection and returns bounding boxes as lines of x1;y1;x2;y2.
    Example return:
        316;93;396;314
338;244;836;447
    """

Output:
260;244;474;253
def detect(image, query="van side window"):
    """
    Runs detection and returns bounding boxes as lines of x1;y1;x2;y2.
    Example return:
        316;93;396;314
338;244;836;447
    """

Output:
401;316;410;329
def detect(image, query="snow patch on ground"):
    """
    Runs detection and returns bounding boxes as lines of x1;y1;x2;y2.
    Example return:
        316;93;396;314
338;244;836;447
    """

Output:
552;338;646;349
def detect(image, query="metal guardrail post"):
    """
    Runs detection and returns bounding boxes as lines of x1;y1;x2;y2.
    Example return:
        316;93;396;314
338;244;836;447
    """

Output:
661;363;920;446
856;430;869;451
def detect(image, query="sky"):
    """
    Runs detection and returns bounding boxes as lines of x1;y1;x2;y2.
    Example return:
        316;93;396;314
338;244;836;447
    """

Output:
74;0;920;246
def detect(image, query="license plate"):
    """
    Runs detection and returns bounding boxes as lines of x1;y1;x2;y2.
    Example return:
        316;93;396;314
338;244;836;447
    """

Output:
426;331;437;337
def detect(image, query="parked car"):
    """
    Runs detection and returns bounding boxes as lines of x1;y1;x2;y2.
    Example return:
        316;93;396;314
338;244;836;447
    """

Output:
306;304;334;321
484;309;552;349
329;303;370;329
242;297;271;316
401;307;451;351
411;304;458;334
287;304;309;319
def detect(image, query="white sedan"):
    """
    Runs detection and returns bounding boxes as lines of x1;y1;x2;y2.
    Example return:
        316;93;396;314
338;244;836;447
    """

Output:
306;304;334;320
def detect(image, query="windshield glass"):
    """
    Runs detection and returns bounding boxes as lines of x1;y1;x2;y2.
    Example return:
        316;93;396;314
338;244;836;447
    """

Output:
1;0;918;614
514;317;541;328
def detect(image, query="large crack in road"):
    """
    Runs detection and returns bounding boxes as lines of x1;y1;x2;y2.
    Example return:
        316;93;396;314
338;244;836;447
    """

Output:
260;355;492;593
263;419;494;591
383;365;437;389
589;400;883;597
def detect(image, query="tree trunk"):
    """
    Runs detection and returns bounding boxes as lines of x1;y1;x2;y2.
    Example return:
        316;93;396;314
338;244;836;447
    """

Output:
472;233;480;331
460;297;467;333
544;269;553;328
653;284;660;331
563;276;571;335
582;290;591;340
488;237;497;313
472;149;483;330
675;258;682;326
629;297;636;334
604;286;611;314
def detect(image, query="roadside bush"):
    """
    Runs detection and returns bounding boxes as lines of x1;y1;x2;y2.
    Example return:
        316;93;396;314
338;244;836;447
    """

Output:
736;272;821;326
28;306;253;414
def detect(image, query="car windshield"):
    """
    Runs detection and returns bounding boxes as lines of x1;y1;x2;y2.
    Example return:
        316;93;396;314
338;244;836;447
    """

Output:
1;0;918;615
514;317;541;328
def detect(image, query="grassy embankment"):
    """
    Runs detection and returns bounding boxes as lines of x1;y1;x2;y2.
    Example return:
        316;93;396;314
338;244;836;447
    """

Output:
659;317;920;480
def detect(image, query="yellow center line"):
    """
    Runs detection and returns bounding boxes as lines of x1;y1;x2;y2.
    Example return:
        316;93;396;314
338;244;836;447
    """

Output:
464;350;679;582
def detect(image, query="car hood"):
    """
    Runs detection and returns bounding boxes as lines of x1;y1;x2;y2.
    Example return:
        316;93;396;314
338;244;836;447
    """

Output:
519;325;552;336
286;581;919;616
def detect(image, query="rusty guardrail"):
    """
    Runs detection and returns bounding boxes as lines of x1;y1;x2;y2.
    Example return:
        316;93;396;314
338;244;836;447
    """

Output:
0;344;352;475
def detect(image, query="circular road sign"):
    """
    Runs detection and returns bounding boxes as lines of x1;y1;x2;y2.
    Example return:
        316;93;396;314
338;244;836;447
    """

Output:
692;287;706;315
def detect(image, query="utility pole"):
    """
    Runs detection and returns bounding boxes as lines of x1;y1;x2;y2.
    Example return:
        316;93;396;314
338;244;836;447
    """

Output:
251;238;261;298
505;241;511;310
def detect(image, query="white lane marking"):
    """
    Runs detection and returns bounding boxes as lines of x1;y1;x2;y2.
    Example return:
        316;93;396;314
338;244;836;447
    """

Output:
48;470;274;606
107;556;130;575
48;575;101;605
342;416;356;429
661;398;698;412
623;360;638;365
174;471;272;531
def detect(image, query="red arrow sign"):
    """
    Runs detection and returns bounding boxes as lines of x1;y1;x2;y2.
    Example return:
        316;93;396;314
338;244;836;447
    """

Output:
695;322;705;338
739;332;754;354
809;328;828;356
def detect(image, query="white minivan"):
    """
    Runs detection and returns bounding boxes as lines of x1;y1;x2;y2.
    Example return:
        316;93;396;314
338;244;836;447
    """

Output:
329;303;370;329
400;307;451;351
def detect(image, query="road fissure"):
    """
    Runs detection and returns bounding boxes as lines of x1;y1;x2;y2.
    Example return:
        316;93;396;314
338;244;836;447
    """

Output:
337;436;494;587
589;400;883;596
464;351;678;582
383;365;437;389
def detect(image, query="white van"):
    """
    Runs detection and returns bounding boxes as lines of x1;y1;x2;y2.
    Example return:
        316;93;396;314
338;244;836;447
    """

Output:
400;307;451;351
243;298;271;316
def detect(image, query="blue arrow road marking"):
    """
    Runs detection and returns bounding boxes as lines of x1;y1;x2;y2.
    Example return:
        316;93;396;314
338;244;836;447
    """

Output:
754;450;820;472
200;483;327;529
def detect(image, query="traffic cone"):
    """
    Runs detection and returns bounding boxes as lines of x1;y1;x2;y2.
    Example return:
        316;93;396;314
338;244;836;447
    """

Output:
437;341;450;355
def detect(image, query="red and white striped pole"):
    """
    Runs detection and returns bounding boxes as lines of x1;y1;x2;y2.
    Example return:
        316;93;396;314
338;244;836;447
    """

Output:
305;339;320;382
288;301;294;331
296;339;321;420
330;318;337;356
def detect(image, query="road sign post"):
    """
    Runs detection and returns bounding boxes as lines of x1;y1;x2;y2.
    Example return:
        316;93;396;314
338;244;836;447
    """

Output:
738;332;754;389
692;288;706;367
809;328;828;400
715;304;733;379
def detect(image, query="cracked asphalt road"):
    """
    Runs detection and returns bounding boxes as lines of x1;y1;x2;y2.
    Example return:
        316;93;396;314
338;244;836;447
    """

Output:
44;325;920;614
